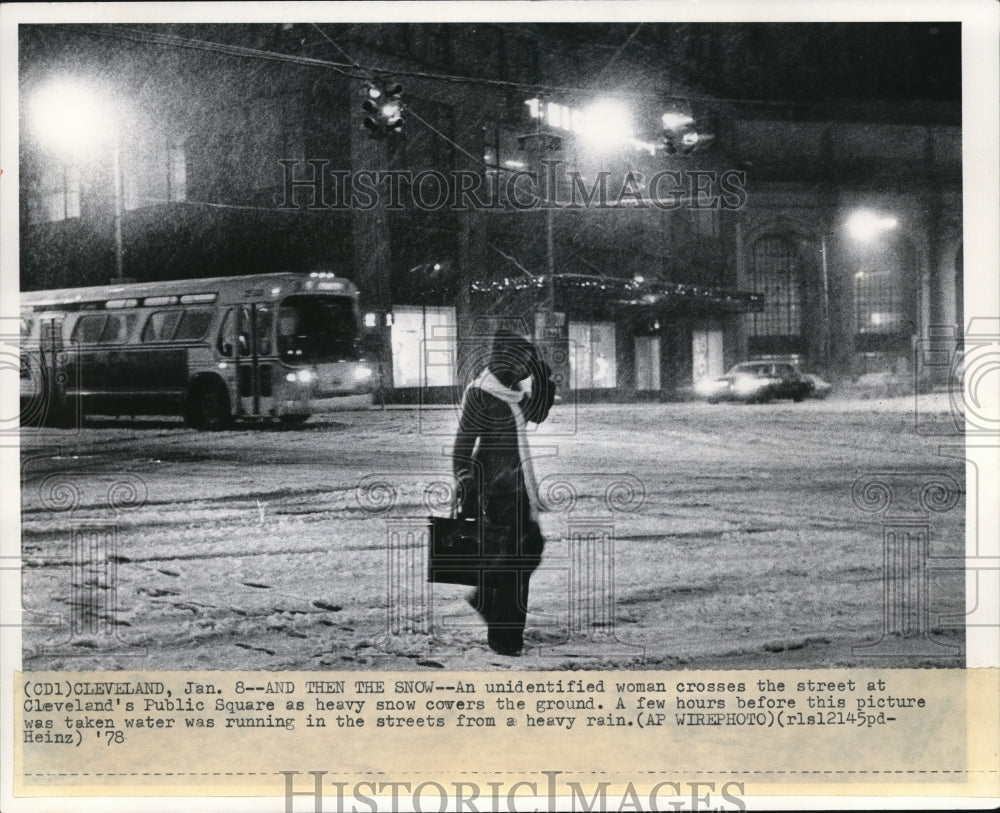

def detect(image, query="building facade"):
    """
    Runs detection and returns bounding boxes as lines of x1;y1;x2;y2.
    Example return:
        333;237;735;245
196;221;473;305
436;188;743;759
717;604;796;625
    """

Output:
19;23;962;401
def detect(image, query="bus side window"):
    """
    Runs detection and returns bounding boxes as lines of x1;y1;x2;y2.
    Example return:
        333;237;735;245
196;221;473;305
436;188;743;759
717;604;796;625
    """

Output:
218;308;235;357
72;314;107;344
255;306;272;355
174;308;214;341
237;307;272;356
237;308;251;356
100;312;137;344
142;310;182;342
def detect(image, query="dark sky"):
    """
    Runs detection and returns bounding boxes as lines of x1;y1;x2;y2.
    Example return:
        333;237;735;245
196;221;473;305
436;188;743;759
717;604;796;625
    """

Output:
541;22;962;105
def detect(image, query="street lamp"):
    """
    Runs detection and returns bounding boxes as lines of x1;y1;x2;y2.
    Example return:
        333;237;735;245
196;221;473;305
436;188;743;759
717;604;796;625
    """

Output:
845;210;898;242
854;270;867;335
579;99;634;150
30;79;125;281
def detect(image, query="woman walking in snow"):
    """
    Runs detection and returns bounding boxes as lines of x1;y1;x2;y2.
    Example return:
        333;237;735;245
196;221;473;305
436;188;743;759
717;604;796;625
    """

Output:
452;331;556;656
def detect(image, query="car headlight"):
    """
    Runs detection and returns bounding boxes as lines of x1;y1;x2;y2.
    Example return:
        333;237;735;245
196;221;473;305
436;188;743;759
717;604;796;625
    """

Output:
285;368;316;384
354;365;373;381
732;376;764;396
694;378;721;397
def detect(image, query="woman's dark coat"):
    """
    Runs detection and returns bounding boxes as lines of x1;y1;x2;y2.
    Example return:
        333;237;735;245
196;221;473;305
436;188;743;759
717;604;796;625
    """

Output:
452;386;544;654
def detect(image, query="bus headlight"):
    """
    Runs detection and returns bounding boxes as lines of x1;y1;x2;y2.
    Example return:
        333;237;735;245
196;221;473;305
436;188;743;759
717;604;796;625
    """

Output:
354;365;373;382
286;369;316;384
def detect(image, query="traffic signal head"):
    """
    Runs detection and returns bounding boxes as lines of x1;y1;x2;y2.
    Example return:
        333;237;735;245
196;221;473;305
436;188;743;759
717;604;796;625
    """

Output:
362;82;404;139
661;110;714;156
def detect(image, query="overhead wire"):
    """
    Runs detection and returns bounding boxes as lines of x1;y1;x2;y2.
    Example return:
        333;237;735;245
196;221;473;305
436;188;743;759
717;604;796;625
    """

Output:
45;21;876;113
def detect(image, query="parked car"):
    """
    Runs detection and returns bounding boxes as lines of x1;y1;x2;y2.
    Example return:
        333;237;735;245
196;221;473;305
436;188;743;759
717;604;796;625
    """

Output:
802;372;833;399
696;360;813;404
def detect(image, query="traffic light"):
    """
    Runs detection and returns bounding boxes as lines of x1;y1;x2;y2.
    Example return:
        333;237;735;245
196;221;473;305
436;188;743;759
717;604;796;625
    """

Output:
661;111;714;156
362;82;404;139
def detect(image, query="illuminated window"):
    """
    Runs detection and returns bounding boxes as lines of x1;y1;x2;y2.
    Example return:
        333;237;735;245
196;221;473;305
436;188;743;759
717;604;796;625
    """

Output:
854;269;907;334
569;322;616;389
747;236;800;336
28;163;80;225
852;239;915;336
391;305;456;388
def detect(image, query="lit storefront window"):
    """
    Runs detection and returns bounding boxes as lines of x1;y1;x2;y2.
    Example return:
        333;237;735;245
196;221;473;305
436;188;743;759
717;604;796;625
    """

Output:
391;305;457;388
569;321;616;389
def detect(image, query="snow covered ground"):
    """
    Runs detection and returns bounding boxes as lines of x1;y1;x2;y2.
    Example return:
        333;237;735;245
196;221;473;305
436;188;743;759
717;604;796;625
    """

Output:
19;393;966;671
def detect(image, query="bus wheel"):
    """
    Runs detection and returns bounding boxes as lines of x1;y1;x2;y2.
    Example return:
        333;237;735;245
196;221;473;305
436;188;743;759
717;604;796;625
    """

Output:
186;379;232;430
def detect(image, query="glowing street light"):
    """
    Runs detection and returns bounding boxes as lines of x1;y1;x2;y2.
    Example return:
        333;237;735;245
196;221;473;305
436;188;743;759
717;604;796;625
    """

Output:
29;79;112;156
30;79;125;280
579;99;634;150
845;210;898;242
661;112;694;131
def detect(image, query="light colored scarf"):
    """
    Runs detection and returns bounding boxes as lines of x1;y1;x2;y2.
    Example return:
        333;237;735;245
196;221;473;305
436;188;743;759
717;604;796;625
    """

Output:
462;368;541;518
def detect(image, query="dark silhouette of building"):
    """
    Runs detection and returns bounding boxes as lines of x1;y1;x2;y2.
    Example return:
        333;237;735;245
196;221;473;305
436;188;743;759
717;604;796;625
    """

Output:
19;23;961;398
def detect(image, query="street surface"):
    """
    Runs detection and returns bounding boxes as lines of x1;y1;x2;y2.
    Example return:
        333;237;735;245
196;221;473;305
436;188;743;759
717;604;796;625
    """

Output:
20;394;965;671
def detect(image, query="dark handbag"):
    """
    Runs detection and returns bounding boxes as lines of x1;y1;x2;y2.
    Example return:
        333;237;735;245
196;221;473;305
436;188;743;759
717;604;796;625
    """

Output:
427;512;513;586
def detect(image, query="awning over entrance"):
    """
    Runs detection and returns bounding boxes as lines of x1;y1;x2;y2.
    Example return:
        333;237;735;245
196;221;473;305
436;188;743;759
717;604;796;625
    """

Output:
470;273;764;315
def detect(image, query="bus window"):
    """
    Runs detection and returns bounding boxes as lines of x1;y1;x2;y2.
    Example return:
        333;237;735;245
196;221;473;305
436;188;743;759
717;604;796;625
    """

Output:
101;312;137;344
255;307;272;355
174;308;214;341
238;306;273;356
142;310;182;342
72;314;107;344
217;308;235;357
278;295;358;364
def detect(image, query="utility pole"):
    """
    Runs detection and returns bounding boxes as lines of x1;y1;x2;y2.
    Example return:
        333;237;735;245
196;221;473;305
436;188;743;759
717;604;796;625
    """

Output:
112;133;125;281
546;207;555;319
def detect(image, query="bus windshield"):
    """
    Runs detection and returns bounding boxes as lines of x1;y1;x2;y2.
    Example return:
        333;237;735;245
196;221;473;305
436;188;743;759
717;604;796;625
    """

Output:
277;294;360;364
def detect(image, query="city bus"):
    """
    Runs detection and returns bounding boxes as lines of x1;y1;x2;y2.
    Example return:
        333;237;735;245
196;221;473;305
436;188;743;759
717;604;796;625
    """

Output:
20;272;374;429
